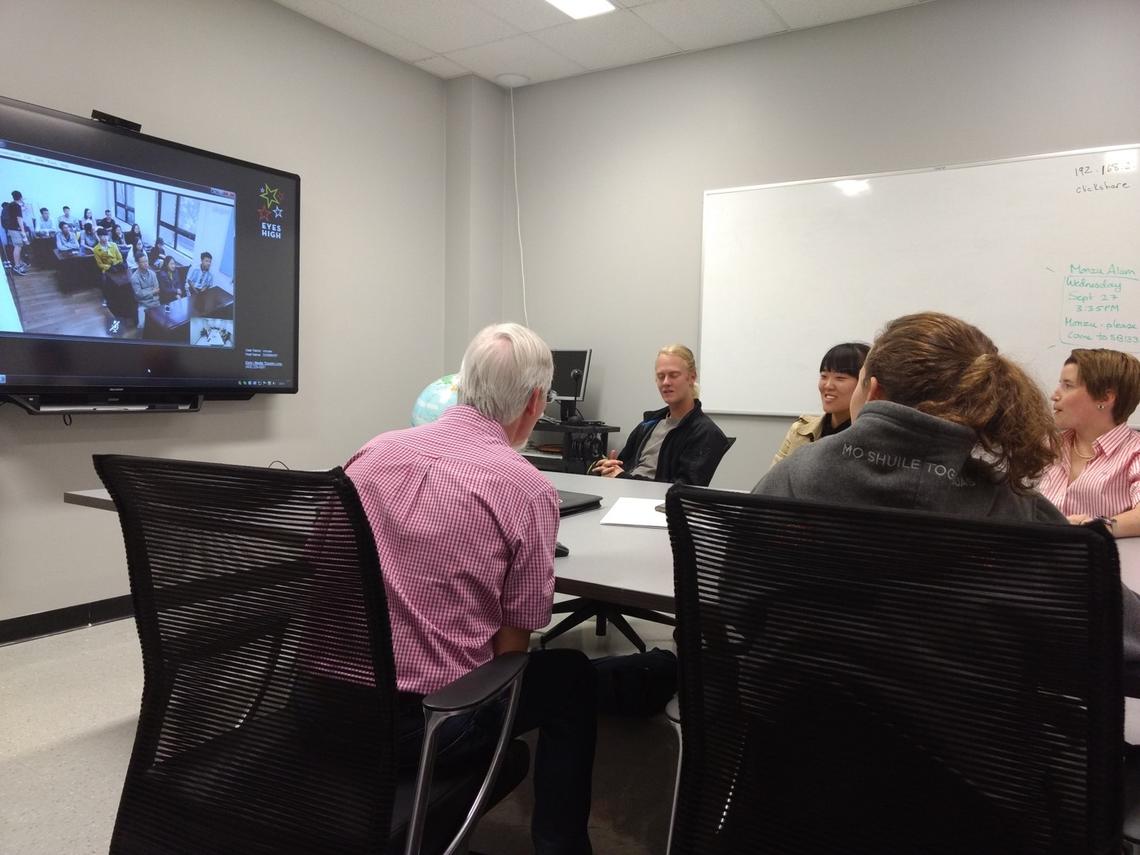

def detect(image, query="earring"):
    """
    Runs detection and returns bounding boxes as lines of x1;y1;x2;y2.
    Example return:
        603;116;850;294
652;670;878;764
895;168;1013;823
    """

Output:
1098;404;1105;410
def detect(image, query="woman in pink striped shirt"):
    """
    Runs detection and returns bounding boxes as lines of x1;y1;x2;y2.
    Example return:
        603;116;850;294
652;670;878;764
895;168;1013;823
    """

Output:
1039;349;1140;537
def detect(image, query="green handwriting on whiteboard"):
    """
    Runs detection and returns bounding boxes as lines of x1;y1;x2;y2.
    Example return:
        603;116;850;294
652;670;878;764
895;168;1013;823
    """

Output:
1069;264;1137;277
1061;263;1139;347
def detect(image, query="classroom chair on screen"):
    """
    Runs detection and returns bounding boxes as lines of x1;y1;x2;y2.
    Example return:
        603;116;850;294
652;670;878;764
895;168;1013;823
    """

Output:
665;486;1124;854
95;454;529;855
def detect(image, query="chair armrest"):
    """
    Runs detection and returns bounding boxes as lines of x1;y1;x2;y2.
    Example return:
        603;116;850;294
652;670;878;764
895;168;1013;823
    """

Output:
422;651;528;713
406;651;529;855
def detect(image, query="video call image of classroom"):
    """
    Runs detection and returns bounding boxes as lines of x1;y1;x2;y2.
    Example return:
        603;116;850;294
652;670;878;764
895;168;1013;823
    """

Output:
0;148;236;346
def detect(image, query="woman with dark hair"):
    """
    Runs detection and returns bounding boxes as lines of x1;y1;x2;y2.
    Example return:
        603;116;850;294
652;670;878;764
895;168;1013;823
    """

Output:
110;224;127;246
771;342;870;466
81;208;95;230
125;223;143;249
1039;348;1140;537
147;237;168;267
156;255;183;304
756;312;1060;514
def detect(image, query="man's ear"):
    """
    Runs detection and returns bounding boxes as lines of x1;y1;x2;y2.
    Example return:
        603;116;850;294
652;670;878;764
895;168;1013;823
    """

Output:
526;387;546;418
866;376;885;402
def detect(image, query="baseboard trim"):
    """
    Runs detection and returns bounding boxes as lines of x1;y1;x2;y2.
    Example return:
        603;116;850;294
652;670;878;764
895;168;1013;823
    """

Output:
0;595;134;645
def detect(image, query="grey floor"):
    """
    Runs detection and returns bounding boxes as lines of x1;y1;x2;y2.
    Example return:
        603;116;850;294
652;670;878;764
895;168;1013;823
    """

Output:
0;610;678;855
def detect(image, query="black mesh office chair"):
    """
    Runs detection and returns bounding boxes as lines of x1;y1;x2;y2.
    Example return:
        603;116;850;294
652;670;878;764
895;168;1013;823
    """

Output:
541;437;736;653
95;454;529;855
665;485;1123;854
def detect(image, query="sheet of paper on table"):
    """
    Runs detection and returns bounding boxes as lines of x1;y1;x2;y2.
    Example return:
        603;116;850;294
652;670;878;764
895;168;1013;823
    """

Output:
600;497;668;528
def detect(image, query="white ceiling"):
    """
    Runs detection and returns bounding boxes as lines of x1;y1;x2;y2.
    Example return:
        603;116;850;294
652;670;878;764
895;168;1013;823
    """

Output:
271;0;936;87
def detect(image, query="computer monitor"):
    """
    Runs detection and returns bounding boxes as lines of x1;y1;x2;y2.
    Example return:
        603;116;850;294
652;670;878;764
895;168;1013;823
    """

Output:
550;349;591;422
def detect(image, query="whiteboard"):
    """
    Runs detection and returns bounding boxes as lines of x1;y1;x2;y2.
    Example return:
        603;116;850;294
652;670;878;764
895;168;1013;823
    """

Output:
699;145;1140;416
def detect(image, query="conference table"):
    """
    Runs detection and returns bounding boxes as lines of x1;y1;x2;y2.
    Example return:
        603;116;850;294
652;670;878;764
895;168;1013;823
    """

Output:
63;471;674;611
546;472;672;611
65;472;1140;741
62;470;1140;611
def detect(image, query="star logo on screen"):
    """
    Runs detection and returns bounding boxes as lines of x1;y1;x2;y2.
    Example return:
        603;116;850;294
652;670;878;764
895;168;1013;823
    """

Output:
258;184;280;208
257;184;285;239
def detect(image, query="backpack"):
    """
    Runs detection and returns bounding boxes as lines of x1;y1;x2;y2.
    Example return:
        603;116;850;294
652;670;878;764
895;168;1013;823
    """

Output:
593;648;678;717
0;201;16;230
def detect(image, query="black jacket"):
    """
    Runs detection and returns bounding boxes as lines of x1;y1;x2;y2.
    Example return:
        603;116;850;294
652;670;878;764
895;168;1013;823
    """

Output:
616;400;729;487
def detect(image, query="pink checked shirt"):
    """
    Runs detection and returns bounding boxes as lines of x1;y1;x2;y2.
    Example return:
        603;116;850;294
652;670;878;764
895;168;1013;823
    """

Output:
346;405;559;695
1039;423;1140;518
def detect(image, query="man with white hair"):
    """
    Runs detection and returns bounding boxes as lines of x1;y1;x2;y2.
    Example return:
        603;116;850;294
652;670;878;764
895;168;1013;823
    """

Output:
346;323;596;855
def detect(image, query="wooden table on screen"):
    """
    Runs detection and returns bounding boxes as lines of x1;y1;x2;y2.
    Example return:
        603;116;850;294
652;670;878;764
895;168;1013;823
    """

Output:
52;249;96;291
145;297;191;343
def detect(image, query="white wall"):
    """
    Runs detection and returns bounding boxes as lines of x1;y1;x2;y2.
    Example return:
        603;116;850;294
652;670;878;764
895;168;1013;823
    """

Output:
133;188;158;243
0;161;107;229
193;201;234;279
444;76;508;370
501;0;1140;489
0;0;446;621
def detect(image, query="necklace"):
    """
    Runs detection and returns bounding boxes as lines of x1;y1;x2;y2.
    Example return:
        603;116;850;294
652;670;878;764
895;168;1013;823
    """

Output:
1072;442;1096;460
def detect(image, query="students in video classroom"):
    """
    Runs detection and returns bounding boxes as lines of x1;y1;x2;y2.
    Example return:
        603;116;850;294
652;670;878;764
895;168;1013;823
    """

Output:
92;228;123;273
55;222;80;254
125;222;143;250
57;206;78;231
147;237;167;267
772;342;870;467
96;209;115;231
592;344;729;487
1038;348;1140;537
110;223;127;246
753;310;1140;667
32;207;55;237
81;208;95;230
185;251;213;293
79;222;98;251
129;250;161;324
1;190;30;274
156;255;183;303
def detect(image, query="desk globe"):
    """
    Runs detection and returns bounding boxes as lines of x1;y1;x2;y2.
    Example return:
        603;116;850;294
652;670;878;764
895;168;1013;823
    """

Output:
411;373;458;426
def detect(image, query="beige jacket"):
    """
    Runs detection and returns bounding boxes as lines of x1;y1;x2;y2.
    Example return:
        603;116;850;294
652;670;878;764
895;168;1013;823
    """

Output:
770;414;827;468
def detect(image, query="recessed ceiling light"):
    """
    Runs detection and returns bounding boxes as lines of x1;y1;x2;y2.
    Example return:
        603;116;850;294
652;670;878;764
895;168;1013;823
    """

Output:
544;0;616;21
833;180;871;197
495;73;531;88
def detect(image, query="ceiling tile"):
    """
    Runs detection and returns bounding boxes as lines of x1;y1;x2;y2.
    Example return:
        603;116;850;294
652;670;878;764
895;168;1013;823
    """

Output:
532;9;681;71
414;55;473;78
763;0;917;29
467;0;570;32
334;0;521;54
633;0;786;51
275;0;435;62
613;0;656;7
445;33;588;84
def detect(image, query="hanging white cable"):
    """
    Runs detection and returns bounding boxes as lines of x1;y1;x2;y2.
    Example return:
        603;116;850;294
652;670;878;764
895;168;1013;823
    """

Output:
510;86;528;327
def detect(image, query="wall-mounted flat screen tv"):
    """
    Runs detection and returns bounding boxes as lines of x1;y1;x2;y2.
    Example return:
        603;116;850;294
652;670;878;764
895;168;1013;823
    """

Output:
0;95;298;412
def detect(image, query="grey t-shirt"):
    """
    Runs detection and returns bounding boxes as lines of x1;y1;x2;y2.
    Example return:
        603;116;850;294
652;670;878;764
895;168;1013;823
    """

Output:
630;416;680;480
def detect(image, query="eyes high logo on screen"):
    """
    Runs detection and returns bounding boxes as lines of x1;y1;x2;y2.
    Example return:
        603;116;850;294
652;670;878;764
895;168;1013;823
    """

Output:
257;184;284;240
